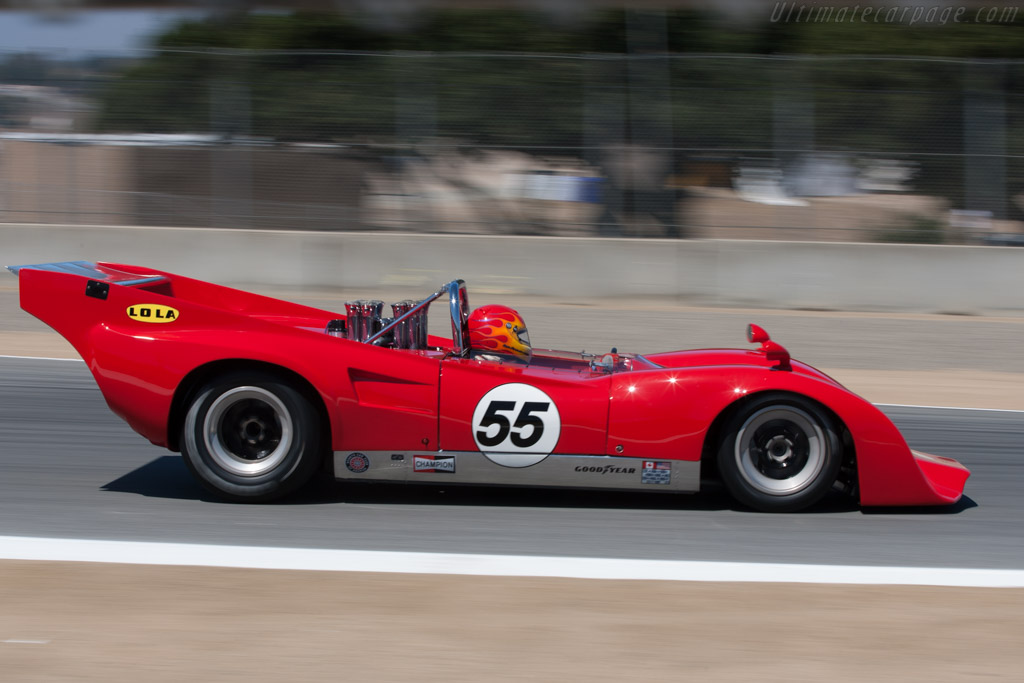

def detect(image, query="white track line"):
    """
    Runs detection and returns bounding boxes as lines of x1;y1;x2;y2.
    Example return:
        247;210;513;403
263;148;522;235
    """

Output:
1;536;1022;587
0;354;82;362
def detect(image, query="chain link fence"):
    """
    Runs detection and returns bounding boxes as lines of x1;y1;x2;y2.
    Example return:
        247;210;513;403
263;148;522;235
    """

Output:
1;50;1022;243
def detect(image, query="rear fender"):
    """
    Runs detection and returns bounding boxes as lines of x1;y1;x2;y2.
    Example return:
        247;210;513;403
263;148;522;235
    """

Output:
16;267;344;449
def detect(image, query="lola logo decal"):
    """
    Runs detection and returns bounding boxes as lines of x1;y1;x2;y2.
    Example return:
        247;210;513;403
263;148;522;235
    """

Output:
127;304;179;323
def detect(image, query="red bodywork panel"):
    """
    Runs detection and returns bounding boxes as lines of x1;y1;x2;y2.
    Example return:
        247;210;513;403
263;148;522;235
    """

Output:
15;262;968;507
439;356;611;455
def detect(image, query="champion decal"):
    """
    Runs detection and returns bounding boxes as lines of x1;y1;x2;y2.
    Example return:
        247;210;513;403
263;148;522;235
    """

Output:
413;455;456;473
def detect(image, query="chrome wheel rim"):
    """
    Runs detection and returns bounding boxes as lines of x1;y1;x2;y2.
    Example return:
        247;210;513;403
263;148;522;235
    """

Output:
203;387;293;477
734;405;825;496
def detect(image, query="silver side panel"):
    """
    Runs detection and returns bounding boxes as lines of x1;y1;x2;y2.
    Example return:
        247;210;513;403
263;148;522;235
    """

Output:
333;451;700;493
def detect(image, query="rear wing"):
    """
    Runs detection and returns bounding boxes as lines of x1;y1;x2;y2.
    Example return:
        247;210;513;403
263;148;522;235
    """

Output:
6;261;168;288
9;260;344;348
9;261;178;357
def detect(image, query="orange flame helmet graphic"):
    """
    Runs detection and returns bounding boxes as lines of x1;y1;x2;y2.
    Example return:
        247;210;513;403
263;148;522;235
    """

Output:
467;304;532;360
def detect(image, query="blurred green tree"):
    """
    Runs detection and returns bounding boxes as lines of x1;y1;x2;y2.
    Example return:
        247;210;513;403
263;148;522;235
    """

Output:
90;8;1024;209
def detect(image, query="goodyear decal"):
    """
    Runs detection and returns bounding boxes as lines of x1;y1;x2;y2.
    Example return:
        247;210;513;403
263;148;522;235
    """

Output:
127;304;179;323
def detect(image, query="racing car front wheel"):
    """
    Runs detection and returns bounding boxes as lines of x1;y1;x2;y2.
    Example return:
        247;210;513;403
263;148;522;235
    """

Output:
181;372;323;502
716;394;842;513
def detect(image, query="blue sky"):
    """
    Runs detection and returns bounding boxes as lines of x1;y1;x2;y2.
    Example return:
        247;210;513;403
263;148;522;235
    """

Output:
0;9;205;56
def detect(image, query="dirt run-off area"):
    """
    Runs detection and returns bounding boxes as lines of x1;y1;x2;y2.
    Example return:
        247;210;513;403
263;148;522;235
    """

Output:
1;560;1023;683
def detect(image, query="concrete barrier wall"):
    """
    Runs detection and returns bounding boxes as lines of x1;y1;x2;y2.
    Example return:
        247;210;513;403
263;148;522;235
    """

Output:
3;223;1023;314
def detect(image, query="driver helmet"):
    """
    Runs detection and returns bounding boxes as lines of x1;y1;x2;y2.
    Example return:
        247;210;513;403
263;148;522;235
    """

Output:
468;304;531;361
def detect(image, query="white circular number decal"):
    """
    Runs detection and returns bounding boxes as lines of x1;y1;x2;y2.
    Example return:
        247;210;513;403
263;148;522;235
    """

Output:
472;383;561;468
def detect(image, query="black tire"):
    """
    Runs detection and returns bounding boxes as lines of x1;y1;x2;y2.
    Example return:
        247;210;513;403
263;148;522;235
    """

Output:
181;371;323;502
716;393;842;512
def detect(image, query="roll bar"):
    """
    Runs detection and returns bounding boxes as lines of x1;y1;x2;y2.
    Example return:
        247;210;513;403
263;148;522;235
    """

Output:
364;279;469;355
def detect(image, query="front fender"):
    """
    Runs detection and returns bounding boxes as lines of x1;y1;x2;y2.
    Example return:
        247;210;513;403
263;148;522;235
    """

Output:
608;365;967;507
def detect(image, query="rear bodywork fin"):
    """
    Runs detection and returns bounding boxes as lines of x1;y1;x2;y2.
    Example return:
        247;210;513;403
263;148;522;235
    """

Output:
6;261;168;287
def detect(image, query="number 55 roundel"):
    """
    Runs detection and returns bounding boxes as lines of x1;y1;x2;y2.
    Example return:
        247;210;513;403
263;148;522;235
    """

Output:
472;383;562;467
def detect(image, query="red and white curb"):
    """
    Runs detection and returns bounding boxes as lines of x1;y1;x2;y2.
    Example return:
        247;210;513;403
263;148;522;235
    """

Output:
1;536;1022;588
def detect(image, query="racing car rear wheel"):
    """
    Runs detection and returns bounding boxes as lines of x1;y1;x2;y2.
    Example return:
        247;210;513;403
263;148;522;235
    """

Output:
716;394;842;512
181;372;323;502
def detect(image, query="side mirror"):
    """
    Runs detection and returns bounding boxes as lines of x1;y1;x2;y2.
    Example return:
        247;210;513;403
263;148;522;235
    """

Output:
747;323;790;371
747;323;770;344
761;340;791;370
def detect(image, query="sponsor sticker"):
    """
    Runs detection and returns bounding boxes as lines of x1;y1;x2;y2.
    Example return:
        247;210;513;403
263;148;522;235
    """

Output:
413;455;455;473
127;304;179;323
345;453;370;473
641;460;671;485
574;465;637;475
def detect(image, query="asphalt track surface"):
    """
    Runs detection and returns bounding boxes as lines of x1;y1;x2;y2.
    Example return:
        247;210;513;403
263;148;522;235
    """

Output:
1;357;1021;570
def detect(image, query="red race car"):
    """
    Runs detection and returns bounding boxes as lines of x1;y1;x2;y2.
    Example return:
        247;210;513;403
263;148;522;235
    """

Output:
9;261;969;512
